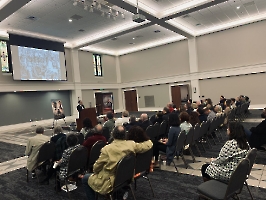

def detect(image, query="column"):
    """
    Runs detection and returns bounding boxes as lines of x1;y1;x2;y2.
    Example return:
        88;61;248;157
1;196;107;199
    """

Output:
188;37;200;101
115;56;124;112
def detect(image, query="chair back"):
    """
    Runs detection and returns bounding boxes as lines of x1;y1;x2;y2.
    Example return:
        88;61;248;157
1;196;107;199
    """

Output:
245;148;257;176
77;133;84;145
175;130;186;153
113;154;136;191
159;120;167;138
135;149;153;175
67;145;88;176
102;127;110;142
185;127;194;146
153;122;160;138
37;141;56;164
199;121;208;138
149;115;156;124
84;129;95;140
88;140;106;168
146;125;156;141
225;158;250;198
208;118;217;133
193;123;201;141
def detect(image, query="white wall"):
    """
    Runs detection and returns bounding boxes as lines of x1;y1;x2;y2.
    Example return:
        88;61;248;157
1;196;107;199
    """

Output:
199;73;266;105
119;40;190;83
197;20;266;72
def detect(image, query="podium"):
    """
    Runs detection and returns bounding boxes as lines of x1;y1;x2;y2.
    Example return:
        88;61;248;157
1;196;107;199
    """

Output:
76;108;97;132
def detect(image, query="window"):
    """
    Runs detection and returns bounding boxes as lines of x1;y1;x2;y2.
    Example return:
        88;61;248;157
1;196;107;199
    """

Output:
93;54;102;76
0;40;9;72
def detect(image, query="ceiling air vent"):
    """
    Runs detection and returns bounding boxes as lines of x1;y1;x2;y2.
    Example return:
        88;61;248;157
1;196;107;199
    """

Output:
111;37;118;40
70;14;83;20
26;16;38;21
243;1;255;7
78;29;85;32
154;30;161;33
196;23;201;26
183;14;190;18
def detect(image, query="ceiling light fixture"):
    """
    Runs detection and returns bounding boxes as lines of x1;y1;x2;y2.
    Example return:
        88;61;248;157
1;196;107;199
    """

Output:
237;6;240;9
69;19;73;22
133;37;135;39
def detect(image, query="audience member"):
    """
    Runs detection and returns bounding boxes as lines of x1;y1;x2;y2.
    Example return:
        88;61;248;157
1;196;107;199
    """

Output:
126;126;149;143
214;105;222;116
167;102;174;113
172;104;180;115
235;96;242;107
201;122;250;182
103;112;115;133
197;107;208;123
115;110;130;126
51;126;65;144
139;113;152;131
162;107;170;122
230;98;236;108
179;112;192;134
205;98;213;109
83;124;107;159
180;104;187;112
247;119;266;150
186;103;193;114
153;113;181;167
189;111;200;127
80;118;94;138
224;100;231;124
82;126;153;199
153;111;164;125
124;115;139;131
219;95;226;110
25;126;50;178
204;107;216;121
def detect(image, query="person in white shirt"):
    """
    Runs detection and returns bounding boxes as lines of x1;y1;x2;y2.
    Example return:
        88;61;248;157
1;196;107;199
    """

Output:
115;110;130;126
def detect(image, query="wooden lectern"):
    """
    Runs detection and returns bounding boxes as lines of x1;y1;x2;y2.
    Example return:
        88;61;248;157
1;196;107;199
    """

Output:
76;108;97;132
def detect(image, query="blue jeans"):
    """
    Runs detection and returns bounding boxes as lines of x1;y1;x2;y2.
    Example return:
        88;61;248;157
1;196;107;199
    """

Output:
244;128;252;139
82;173;95;200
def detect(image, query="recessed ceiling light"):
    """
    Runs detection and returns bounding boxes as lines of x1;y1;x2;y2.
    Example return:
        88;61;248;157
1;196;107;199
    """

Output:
154;30;160;33
129;42;135;45
237;6;240;9
69;19;72;22
132;37;135;39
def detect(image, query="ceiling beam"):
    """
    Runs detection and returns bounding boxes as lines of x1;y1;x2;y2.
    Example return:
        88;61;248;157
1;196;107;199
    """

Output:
0;0;31;22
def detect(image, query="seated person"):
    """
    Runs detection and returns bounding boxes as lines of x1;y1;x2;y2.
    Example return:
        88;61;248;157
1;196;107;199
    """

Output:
153;113;181;166
124;115;139;131
25;126;50;178
201;122;250;182
80;118;94;138
167;102;174;113
103;112;115;134
139;113;152;131
162;107;170;122
189;111;200;127
214;105;223;116
197;107;207;123
83;124;107;159
186;103;193;115
51;126;65;144
40;134;80;189
204;107;216;121
82;126;153;199
153;111;164;125
115;110;130;126
179;112;192;134
248;119;266;150
261;107;266;119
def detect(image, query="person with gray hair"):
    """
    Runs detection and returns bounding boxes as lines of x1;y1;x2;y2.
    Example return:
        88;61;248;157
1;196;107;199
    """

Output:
82;125;153;199
139;113;152;131
51;125;65;144
115;110;130;126
124;115;140;131
25;126;50;178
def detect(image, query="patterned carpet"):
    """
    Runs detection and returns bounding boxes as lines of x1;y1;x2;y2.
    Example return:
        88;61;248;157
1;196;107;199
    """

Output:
0;141;25;163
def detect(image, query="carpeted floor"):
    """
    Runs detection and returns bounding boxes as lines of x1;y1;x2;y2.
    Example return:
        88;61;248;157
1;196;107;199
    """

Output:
0;168;265;200
0;141;25;163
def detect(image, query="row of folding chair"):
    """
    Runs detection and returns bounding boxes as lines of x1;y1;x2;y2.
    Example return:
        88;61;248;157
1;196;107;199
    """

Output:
228;102;250;122
146;120;168;141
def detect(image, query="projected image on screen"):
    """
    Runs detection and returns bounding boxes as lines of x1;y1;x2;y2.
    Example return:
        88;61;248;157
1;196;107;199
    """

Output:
18;46;61;80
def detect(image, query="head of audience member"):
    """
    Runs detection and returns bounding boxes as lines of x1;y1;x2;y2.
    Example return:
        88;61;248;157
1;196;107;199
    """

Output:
206;104;213;110
220;95;225;100
126;126;149;143
239;95;245;102
172;104;177;110
83;118;93;129
227;122;249;150
214;105;222;113
192;103;198;110
140;113;148;122
163;107;169;114
203;107;211;115
122;110;129;118
205;98;213;106
167;102;173;108
179;112;190;123
261;108;266;119
129;115;136;123
245;96;249;102
36;126;44;134
225;100;231;108
231;98;236;104
94;124;103;135
236;96;240;102
187;99;192;104
197;107;205;115
66;134;78;147
156;111;163;118
54;126;63;135
78;100;83;105
168;113;181;127
112;125;126;140
189;111;200;126
180;104;187;112
106;112;114;120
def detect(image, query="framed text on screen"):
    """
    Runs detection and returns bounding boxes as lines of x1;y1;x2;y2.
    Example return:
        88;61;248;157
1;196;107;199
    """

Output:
93;54;102;77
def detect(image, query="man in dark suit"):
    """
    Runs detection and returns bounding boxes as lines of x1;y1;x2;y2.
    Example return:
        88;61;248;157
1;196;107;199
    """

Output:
162;107;170;122
77;100;85;113
139;113;152;131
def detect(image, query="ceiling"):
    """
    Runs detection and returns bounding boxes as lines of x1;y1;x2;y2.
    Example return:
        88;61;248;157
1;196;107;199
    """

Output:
0;0;266;55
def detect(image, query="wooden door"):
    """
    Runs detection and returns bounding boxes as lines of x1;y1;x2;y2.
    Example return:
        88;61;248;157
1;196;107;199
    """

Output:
124;90;138;112
171;86;181;109
95;93;103;115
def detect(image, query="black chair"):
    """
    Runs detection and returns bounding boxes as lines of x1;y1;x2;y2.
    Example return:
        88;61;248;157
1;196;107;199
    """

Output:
56;146;88;199
102;127;111;142
197;158;250;200
184;127;196;162
95;154;136;200
26;141;56;182
153;122;160;139
192;123;203;156
149;114;156;124
244;148;257;200
77;133;84;145
146;125;156;141
134;149;154;197
159;120;167;138
88;140;106;172
199;121;211;149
